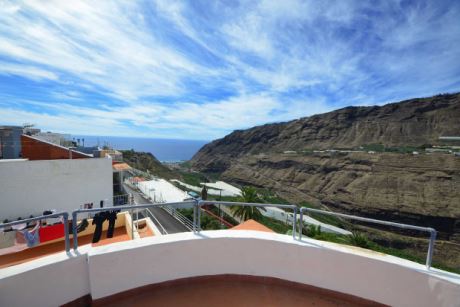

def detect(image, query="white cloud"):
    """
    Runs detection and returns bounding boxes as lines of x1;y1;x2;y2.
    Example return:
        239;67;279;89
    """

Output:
0;0;209;100
0;62;58;81
0;0;459;140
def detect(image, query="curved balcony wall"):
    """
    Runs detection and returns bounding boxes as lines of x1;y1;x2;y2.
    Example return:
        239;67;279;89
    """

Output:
1;231;459;307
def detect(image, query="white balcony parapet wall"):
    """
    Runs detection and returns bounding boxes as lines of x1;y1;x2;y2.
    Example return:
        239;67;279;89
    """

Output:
0;246;91;307
1;231;459;307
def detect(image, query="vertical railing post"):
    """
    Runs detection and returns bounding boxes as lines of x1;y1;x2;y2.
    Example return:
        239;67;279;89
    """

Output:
298;208;303;240
426;229;437;269
130;194;134;240
197;202;201;232
292;206;297;240
72;211;78;250
63;212;70;253
192;202;196;233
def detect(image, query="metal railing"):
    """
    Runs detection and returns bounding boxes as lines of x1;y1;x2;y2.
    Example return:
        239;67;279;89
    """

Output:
0;212;70;252
160;206;194;231
299;207;437;269
71;201;195;250
197;200;298;239
143;208;168;235
0;200;438;270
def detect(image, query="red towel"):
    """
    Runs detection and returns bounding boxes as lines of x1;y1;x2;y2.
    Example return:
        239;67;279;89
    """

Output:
39;223;65;243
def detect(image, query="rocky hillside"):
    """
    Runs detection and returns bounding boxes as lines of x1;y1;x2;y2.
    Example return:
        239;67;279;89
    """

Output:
121;150;179;179
191;93;460;267
192;93;460;173
221;152;460;237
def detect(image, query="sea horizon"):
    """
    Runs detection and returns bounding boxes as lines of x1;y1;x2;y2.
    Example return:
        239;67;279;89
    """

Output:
72;135;209;162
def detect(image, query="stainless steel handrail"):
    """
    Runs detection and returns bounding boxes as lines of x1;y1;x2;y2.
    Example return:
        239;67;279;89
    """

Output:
299;207;437;269
160;206;194;231
143;208;168;235
1;200;436;270
0;212;70;252
198;200;298;239
71;201;196;250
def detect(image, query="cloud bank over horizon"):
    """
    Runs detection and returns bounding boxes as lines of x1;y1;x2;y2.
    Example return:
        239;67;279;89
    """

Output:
0;0;459;140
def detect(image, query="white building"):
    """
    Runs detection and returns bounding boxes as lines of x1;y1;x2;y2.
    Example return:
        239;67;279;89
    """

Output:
0;158;113;221
138;178;189;203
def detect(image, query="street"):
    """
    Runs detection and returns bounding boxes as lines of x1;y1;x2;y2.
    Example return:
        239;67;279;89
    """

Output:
122;183;189;234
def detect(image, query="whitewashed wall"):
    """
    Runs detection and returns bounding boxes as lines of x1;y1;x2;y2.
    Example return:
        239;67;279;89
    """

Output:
87;231;460;306
0;158;113;221
0;248;90;307
0;232;459;306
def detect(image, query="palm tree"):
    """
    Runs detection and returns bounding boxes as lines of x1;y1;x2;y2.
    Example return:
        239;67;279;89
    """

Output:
231;186;266;221
240;186;260;203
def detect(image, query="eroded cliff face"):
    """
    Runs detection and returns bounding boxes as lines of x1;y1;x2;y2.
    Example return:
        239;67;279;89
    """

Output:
220;153;460;239
192;93;460;164
191;93;460;246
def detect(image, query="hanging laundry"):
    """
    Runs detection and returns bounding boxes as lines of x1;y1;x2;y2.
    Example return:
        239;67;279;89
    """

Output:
0;230;16;249
0;231;28;256
15;230;26;244
106;211;118;238
92;212;108;243
21;223;40;248
12;223;27;231
69;219;89;234
39;223;65;243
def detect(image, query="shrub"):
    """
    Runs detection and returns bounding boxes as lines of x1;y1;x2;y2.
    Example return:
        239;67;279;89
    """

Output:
306;224;322;238
349;232;369;248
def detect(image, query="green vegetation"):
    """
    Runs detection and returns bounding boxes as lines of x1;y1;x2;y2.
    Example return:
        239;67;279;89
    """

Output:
179;171;207;186
257;215;292;234
299;202;347;229
179;161;192;168
177;208;227;230
306;224;322;238
301;226;460;274
361;143;429;153
240;186;262;203
361;143;386;152
349;232;369;248
121;150;178;179
231;186;265;221
256;188;290;204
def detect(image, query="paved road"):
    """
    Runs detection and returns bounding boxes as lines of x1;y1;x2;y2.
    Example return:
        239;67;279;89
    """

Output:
122;183;189;234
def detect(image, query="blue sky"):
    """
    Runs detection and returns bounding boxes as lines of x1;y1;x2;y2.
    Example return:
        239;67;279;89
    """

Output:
0;0;459;140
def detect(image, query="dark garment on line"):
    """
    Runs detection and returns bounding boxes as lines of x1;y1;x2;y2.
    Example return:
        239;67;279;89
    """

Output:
68;219;89;234
77;219;89;233
92;212;108;243
106;211;118;238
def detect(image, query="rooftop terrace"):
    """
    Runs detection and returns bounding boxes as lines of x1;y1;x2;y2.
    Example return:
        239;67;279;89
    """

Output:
0;201;459;306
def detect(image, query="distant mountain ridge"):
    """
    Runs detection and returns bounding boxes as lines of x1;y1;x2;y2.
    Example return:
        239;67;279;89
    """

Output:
192;93;460;172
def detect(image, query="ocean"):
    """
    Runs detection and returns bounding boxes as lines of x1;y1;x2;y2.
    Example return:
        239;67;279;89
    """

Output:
72;135;209;162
